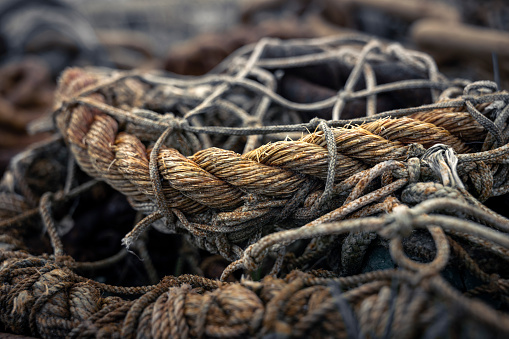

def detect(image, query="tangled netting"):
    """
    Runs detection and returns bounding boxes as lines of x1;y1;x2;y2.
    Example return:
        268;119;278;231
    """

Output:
2;36;509;338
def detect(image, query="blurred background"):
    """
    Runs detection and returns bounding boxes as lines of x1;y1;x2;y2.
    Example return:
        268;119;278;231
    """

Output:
0;0;508;174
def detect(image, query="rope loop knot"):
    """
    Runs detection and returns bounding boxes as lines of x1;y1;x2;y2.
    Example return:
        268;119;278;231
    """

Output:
161;115;189;130
380;205;415;239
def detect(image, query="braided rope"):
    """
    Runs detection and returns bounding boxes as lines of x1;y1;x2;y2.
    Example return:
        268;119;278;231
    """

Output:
57;84;498;254
52;63;508;257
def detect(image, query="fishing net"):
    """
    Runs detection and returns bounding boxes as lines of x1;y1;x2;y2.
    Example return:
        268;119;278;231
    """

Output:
1;36;509;338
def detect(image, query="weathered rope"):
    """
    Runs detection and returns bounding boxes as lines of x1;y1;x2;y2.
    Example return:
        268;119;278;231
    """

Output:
51;64;509;257
1;252;509;338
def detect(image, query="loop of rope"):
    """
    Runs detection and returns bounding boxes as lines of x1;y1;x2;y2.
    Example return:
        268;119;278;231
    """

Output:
332;39;381;120
465;100;503;146
389;225;450;277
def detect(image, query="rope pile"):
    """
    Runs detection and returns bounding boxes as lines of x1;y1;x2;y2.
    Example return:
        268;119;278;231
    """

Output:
1;36;509;338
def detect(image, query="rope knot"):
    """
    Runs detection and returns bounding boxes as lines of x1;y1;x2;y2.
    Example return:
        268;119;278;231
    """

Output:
381;205;415;239
161;115;188;130
406;143;426;159
308;117;326;129
422;144;465;189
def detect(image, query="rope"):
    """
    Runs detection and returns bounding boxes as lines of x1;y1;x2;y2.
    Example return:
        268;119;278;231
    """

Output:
1;256;509;338
53;64;508;255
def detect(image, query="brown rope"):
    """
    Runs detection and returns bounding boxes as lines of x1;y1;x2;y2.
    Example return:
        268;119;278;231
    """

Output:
2;255;509;338
409;110;487;142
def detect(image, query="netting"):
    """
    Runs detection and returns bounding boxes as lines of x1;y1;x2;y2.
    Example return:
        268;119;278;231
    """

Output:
1;36;509;338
